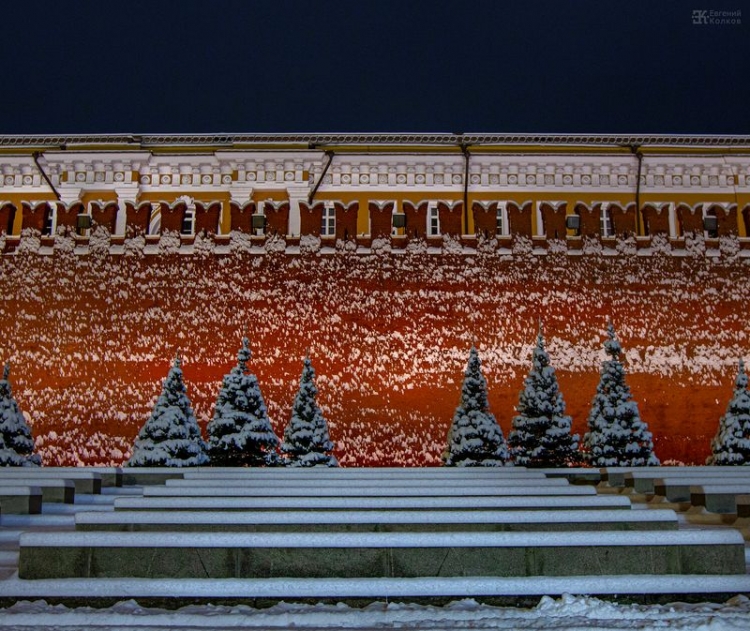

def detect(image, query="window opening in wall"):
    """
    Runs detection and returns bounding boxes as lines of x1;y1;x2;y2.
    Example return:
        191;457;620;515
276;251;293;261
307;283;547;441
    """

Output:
392;205;406;236
181;206;196;236
42;204;56;236
702;205;719;238
667;203;678;238
427;203;440;237
496;202;509;236
252;206;267;236
600;203;614;237
6;206;16;235
321;203;336;237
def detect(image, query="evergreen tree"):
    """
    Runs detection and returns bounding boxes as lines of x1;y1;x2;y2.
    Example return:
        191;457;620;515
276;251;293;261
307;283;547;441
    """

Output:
582;323;659;466
126;355;209;467
508;328;579;467
206;338;280;466
281;357;338;467
0;363;41;467
707;359;750;465
443;347;510;466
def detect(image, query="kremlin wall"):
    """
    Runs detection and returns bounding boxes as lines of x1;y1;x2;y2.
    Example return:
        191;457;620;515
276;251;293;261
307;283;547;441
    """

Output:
0;133;749;466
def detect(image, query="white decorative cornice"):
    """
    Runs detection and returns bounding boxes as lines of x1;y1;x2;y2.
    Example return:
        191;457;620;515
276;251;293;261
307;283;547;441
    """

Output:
1;151;748;198
2;132;750;149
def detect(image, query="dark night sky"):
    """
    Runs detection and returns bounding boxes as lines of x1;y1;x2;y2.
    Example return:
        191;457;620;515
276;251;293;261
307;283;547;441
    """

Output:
1;0;748;135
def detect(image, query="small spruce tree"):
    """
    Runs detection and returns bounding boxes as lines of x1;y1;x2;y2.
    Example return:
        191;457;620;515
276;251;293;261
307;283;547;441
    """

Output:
0;363;41;467
582;323;659;466
126;355;209;467
281;357;338;467
707;359;750;465
207;338;280;466
443;347;510;466
508;327;579;467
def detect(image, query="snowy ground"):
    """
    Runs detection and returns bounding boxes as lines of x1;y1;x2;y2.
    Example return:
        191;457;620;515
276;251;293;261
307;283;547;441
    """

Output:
1;594;750;630
2;488;750;629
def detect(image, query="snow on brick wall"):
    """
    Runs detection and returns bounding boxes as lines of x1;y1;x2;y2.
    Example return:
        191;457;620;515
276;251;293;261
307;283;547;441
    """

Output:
0;248;748;466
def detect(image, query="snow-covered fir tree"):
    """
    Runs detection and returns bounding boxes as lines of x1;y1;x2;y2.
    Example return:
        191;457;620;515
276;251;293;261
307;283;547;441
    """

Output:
582;324;659;467
443;347;510;466
508;327;579;467
281;357;338;467
206;338;280;466
0;363;41;467
126;355;209;467
707;359;750;465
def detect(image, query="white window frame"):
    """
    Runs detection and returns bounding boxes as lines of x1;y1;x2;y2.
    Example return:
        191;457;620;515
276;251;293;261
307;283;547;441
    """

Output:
181;206;196;236
321;203;336;237
427;202;440;237
496;202;509;236
42;204;57;236
535;201;544;237
599;203;614;238
702;203;718;239
391;204;405;237
667;202;678;238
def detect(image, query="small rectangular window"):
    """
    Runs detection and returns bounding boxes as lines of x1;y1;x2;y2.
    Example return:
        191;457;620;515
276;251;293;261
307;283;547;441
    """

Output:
427;204;440;236
321;205;336;237
600;206;614;237
181;208;196;235
495;203;509;236
42;205;56;236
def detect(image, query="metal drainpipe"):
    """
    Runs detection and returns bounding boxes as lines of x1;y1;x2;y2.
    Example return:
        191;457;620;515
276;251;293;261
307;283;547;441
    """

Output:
630;145;643;235
461;144;470;235
32;152;61;201
307;150;335;205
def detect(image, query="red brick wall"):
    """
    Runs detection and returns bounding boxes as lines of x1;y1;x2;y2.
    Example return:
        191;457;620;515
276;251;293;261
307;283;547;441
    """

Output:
299;201;325;236
540;202;567;240
642;204;671;235
159;202;186;234
437;202;462;237
22;202;48;232
610;203;637;237
195;202;221;234
91;202;118;233
507;202;533;238
403;201;428;239
56;203;83;231
369;202;395;239
125;202;152;236
230;202;255;233
263;201;289;236
0;203;16;235
334;202;359;241
472;202;498;238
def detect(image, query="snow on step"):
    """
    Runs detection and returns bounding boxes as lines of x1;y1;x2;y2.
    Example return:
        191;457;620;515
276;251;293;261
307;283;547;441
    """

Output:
690;485;750;513
165;476;569;492
19;529;745;580
3;574;750;600
75;508;678;530
626;470;750;494
21;529;740;548
654;477;750;502
0;471;102;494
142;484;592;498
0;486;42;515
114;495;632;511
0;479;74;503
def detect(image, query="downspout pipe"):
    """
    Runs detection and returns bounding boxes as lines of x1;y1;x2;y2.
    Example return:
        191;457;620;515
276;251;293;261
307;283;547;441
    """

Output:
32;152;61;201
461;143;470;235
307;150;335;205
630;145;643;235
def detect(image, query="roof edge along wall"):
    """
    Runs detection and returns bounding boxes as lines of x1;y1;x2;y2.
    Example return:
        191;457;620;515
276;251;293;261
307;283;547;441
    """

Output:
1;133;750;156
